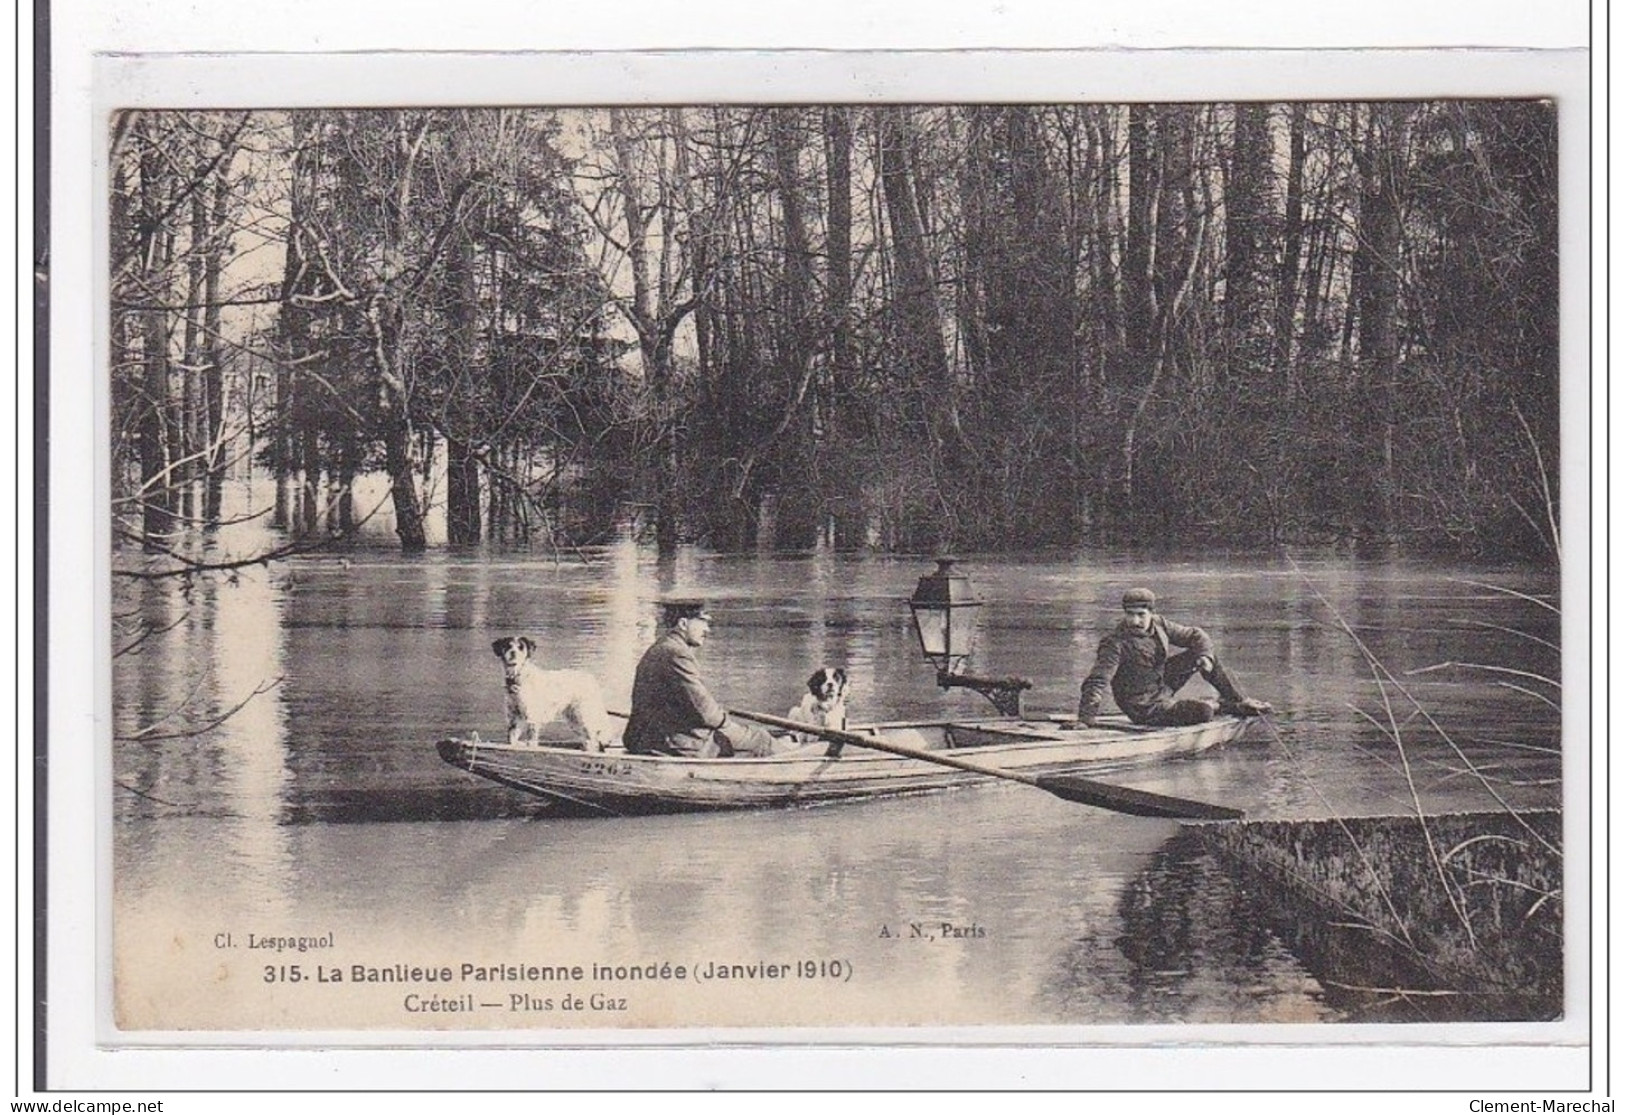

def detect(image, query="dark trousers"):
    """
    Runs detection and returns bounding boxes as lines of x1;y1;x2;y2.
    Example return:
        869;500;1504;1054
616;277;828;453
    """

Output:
1128;650;1248;727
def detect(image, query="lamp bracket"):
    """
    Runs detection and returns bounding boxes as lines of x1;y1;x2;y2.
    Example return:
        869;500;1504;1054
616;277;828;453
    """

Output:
935;668;1033;718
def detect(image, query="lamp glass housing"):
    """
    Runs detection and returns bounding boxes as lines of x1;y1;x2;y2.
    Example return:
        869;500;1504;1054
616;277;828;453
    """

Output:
907;559;982;671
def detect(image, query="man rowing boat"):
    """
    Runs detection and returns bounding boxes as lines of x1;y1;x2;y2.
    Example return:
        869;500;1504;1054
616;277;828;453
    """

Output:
623;598;778;758
1077;587;1272;728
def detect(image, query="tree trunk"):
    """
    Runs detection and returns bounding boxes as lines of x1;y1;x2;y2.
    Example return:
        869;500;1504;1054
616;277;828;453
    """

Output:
610;109;683;555
1151;106;1198;329
300;421;321;535
1086;107;1125;356
1356;102;1413;536
372;115;435;555
335;429;359;535
140;302;172;548
1123;104;1157;359
767;108;818;546
822;107;854;409
384;414;428;554
1222;102;1276;379
137;132;174;549
202;164;229;522
1272;102;1307;392
446;439;481;546
1299;116;1338;360
1344;106;1374;365
361;279;429;553
876;107;957;447
444;208;481;544
274;119;313;532
273;442;290;530
281;120;322;540
1120;106;1204;509
181;179;207;485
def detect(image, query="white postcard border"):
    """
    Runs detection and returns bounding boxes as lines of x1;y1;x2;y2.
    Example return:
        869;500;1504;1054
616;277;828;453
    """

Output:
47;39;1598;1092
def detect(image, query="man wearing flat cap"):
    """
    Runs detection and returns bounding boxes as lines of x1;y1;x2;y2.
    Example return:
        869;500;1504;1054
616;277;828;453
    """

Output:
1077;588;1271;727
623;599;776;757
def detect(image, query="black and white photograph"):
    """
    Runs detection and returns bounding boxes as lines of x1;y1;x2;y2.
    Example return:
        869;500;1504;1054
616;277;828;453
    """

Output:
102;86;1576;1039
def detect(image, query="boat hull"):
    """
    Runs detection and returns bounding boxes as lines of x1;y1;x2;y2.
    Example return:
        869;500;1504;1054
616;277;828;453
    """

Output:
434;716;1258;815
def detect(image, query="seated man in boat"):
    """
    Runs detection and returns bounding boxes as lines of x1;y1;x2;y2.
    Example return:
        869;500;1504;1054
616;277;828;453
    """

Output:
623;599;778;758
1077;587;1272;728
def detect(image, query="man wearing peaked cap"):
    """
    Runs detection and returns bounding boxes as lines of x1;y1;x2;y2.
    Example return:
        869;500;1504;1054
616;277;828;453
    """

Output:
624;598;777;758
659;598;712;624
1077;588;1272;727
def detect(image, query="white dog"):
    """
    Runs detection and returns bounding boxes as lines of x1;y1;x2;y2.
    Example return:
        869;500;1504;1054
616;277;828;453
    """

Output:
491;636;612;751
787;666;850;756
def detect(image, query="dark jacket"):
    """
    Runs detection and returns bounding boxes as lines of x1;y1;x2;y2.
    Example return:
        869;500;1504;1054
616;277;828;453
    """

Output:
623;632;728;754
1078;615;1214;722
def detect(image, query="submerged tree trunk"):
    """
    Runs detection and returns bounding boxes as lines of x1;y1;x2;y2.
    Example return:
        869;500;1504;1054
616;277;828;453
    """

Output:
367;292;428;554
299;421;321;535
444;211;481;545
335;428;360;535
383;413;428;554
446;439;481;546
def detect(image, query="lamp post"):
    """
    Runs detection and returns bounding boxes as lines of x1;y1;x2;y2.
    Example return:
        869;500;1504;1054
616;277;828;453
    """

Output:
906;559;1033;718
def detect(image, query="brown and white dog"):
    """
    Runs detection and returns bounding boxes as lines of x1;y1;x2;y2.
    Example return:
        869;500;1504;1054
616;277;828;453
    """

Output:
491;636;612;751
787;666;850;755
788;666;850;732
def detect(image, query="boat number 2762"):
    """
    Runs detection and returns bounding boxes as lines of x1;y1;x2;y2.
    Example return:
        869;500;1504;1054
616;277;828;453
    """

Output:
577;758;633;777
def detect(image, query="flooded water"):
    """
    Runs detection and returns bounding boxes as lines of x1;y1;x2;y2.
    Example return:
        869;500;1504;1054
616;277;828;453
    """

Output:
111;502;1562;1032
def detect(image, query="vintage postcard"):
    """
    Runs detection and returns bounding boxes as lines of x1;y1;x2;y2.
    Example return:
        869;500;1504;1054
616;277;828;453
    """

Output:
77;44;1591;1085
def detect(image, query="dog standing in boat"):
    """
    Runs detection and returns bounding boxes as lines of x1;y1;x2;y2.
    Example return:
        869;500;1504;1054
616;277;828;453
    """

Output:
787;666;850;756
491;636;611;751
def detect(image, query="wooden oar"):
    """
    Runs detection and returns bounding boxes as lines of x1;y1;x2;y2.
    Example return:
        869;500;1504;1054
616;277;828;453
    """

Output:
732;709;1243;821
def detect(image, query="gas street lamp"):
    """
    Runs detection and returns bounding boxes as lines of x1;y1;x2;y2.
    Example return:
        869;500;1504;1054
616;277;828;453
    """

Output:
906;559;1033;718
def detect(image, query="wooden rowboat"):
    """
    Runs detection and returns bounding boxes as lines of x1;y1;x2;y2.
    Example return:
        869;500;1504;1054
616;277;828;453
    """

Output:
434;715;1260;816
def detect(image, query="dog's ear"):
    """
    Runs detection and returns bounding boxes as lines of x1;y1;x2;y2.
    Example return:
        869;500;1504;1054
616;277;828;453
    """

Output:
834;668;849;692
807;668;825;693
520;636;536;655
492;638;508;657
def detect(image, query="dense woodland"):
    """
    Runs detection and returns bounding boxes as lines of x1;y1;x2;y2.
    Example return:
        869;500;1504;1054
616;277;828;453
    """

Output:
110;101;1560;562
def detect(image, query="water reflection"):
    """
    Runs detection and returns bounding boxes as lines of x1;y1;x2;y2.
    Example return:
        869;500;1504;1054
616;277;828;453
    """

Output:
203;568;293;884
1085;830;1336;1024
598;529;650;714
114;577;205;822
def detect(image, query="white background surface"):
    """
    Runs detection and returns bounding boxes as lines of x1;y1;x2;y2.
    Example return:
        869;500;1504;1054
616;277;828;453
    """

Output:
70;0;1592;51
20;0;1605;1107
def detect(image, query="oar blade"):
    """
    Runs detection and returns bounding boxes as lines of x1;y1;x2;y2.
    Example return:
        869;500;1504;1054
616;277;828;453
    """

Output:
1035;773;1244;821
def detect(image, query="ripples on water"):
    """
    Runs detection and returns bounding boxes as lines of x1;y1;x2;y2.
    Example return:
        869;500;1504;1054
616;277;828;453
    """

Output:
112;522;1562;1029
